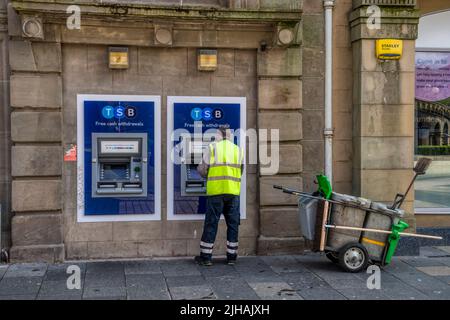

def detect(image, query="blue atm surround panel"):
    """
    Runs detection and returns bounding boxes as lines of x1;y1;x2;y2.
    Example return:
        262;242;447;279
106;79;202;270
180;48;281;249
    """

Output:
172;102;241;215
82;99;156;216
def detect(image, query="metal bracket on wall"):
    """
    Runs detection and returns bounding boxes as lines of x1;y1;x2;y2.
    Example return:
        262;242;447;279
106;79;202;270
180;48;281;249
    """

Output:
323;128;334;138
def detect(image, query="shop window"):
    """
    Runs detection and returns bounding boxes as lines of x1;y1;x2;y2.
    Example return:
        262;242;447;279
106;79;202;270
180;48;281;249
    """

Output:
415;11;450;214
415;10;450;213
415;51;450;213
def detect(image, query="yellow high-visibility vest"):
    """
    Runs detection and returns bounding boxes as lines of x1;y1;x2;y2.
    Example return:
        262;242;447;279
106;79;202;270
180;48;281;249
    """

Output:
207;139;243;196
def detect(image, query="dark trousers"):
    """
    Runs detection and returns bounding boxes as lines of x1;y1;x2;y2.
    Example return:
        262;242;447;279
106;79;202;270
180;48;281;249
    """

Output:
200;195;240;261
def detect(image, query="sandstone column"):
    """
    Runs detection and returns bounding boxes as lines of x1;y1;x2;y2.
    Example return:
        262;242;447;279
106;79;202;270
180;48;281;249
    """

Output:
8;13;64;262
256;0;305;255
350;0;419;230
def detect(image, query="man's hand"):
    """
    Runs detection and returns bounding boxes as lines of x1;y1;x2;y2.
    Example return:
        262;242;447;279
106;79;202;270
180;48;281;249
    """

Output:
197;161;209;178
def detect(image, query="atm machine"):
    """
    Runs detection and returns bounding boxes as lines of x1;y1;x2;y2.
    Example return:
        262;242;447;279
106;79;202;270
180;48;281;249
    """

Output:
91;133;148;197
179;134;213;197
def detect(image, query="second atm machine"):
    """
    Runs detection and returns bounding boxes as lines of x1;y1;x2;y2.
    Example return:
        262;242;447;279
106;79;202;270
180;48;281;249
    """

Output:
179;134;212;197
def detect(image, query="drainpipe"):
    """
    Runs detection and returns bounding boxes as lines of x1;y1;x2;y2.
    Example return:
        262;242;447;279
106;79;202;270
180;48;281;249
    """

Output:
323;0;335;184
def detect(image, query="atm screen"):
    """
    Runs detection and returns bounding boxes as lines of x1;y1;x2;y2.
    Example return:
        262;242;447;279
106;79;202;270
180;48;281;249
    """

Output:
100;140;140;154
101;164;129;180
187;167;203;180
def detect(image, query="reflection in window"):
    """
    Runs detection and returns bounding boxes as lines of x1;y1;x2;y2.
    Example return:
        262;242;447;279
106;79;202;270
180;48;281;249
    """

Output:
415;51;450;211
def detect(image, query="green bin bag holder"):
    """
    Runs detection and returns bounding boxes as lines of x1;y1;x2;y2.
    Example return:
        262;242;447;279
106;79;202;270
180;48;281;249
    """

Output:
316;174;332;200
385;220;409;265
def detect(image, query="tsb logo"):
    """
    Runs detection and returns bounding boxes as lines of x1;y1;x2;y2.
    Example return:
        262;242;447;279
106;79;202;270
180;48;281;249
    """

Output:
190;108;223;121
102;106;136;119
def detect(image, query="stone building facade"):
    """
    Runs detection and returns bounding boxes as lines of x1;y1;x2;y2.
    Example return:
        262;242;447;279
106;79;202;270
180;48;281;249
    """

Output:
0;0;448;262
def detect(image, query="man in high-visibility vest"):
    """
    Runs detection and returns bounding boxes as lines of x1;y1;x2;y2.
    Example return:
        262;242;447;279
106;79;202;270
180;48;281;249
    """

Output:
195;127;243;266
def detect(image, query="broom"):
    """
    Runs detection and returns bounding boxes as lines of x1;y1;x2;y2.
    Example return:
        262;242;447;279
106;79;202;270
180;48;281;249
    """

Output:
313;199;330;252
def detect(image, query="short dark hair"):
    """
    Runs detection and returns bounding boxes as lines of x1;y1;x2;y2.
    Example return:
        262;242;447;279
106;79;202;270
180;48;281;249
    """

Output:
218;126;230;138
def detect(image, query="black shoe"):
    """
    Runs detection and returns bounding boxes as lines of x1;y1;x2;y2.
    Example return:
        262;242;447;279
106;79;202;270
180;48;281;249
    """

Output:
195;256;212;266
226;258;236;266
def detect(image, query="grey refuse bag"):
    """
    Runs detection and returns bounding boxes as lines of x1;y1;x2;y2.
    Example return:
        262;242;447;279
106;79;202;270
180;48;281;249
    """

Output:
298;197;319;241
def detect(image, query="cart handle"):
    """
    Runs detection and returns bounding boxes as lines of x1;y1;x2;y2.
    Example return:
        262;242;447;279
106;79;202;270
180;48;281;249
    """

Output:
273;185;321;198
325;224;443;240
272;185;303;196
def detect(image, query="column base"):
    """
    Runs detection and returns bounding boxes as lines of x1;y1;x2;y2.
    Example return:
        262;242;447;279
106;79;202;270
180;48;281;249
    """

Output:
257;236;305;255
10;244;65;263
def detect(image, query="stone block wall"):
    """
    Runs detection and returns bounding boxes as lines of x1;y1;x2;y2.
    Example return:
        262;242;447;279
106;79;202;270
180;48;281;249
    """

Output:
2;0;432;261
256;0;327;255
300;0;325;195
3;0;307;261
350;1;419;230
8;33;65;260
0;0;307;262
62;45;259;260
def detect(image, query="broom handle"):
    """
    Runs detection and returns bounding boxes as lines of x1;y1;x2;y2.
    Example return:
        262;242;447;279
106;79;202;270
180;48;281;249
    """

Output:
319;201;329;251
325;225;443;240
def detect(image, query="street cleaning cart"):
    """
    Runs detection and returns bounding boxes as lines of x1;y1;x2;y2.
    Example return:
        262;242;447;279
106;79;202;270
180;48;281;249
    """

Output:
274;158;442;273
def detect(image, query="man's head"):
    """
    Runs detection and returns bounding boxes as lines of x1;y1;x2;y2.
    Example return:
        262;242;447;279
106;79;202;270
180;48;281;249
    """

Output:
217;126;231;141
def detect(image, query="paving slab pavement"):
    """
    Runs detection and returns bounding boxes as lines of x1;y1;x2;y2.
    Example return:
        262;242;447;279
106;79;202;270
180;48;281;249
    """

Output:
0;249;450;300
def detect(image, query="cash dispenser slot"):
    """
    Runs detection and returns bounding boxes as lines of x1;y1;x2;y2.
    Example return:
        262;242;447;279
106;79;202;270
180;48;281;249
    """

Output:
98;182;117;189
123;183;141;188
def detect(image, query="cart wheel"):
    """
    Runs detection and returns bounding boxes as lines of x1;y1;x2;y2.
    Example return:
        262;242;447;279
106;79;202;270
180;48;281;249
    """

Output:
325;251;339;263
338;243;369;273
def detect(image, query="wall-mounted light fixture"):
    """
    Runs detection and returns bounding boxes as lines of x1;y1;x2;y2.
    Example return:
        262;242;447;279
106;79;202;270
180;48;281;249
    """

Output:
197;49;218;72
109;47;129;69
